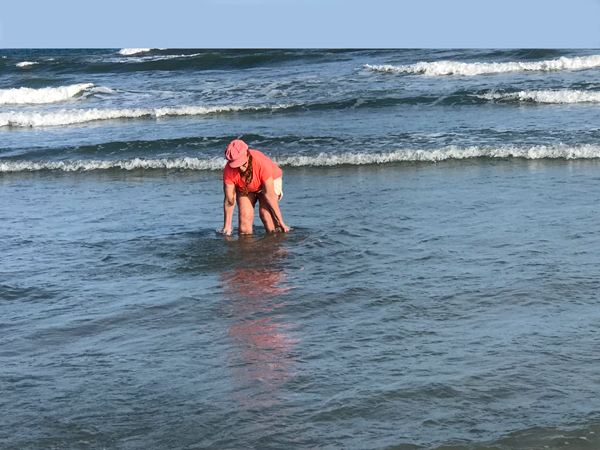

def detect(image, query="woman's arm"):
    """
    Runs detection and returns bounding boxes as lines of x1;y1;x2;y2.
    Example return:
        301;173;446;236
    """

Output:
222;182;236;234
262;176;289;232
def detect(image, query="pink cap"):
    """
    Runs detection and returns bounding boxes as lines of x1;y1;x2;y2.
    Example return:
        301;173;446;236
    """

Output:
225;140;249;168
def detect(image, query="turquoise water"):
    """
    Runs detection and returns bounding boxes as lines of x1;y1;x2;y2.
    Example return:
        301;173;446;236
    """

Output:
2;49;600;449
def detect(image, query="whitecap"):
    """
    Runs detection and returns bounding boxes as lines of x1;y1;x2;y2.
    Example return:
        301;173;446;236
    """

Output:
479;90;600;104
0;104;296;127
272;145;600;166
118;48;153;55
117;53;204;64
0;108;152;127
0;157;226;173
0;84;96;105
4;145;600;173
365;55;600;77
16;61;38;68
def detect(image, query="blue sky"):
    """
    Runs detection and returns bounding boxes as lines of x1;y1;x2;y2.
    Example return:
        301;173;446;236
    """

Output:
2;0;599;48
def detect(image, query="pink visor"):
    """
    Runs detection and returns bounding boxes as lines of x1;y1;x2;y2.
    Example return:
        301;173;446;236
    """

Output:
225;140;249;168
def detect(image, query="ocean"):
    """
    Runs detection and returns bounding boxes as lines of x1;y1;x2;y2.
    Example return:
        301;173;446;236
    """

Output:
2;48;600;450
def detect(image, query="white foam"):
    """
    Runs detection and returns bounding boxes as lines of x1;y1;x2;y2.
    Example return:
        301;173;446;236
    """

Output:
0;83;95;105
16;61;38;68
3;145;600;173
120;53;204;64
118;48;153;55
155;104;294;117
0;104;295;127
0;108;152;127
479;90;600;104
0;157;226;173
365;55;600;77
272;145;600;166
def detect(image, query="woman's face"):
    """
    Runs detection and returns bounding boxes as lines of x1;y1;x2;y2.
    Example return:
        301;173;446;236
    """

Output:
238;154;249;173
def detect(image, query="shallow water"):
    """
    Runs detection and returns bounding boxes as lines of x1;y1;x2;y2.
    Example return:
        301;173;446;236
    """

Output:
3;48;600;449
3;159;600;449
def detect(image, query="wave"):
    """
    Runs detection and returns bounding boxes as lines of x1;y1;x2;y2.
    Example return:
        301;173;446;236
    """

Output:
10;85;586;111
118;48;153;55
46;50;348;75
153;104;293;116
0;83;108;105
365;55;600;77
0;104;295;127
3;145;600;173
16;61;38;68
272;145;600;165
478;90;600;104
117;53;204;64
0;157;226;172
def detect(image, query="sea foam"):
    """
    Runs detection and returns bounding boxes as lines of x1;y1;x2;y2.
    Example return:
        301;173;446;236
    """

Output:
0;104;293;127
365;55;600;77
0;108;151;127
272;145;600;166
479;90;600;104
16;61;38;68
3;145;600;173
0;84;97;105
0;157;226;173
117;53;204;64
118;49;153;55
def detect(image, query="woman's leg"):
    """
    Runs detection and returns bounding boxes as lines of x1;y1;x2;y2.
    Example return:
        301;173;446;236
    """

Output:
237;192;257;234
257;194;278;232
257;178;284;233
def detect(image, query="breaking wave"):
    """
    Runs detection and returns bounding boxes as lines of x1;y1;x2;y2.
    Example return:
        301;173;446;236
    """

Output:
0;104;295;127
365;55;600;77
3;145;600;173
478;90;600;104
0;157;226;172
16;61;38;68
118;48;153;55
272;145;600;166
118;53;204;63
0;83;114;105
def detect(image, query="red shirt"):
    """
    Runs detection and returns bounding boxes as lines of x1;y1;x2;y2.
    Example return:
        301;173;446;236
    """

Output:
223;149;282;193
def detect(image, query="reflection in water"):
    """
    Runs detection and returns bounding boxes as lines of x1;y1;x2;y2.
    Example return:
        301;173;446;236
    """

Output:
220;234;297;408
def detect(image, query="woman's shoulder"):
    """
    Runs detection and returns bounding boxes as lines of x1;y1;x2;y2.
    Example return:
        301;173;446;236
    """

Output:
249;149;276;167
249;149;267;159
223;163;239;182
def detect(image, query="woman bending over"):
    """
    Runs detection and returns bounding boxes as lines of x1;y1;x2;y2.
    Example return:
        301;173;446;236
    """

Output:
221;140;289;235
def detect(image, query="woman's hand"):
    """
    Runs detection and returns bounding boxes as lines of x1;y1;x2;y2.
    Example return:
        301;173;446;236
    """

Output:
276;223;289;233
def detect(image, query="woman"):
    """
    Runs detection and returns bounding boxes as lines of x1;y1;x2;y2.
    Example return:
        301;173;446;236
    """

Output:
221;139;289;235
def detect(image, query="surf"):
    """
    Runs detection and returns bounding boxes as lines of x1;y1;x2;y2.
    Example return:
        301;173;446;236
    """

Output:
478;89;600;104
4;144;600;173
0;83;111;105
0;104;296;127
365;54;600;76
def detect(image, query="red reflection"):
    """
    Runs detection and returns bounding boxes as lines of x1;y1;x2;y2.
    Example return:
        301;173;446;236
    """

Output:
220;234;297;408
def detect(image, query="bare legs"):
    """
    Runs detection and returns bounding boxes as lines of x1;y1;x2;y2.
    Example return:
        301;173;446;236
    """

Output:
236;192;257;235
236;191;280;234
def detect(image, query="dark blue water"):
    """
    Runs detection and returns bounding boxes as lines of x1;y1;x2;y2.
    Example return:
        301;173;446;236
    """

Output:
2;49;600;450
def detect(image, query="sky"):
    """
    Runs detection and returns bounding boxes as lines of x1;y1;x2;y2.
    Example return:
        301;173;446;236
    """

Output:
1;0;599;48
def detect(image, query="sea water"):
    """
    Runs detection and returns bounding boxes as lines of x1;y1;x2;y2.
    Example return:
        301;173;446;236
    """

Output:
2;49;600;450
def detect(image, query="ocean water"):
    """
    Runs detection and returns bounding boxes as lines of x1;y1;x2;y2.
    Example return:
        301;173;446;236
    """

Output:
2;48;600;450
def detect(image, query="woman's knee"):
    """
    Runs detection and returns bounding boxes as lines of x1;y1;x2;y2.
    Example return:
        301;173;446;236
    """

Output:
238;209;253;231
258;208;275;232
236;193;257;234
